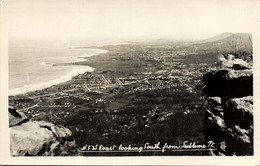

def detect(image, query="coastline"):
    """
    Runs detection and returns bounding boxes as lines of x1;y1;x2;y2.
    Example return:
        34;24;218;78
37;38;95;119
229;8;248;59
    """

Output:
9;65;95;96
74;49;108;63
9;48;107;96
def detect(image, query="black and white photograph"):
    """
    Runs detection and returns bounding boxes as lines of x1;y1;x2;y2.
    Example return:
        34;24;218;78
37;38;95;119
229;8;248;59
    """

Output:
1;0;260;165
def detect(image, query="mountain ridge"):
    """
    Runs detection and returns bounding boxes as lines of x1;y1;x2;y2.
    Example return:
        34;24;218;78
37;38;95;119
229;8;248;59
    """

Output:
194;32;234;44
187;33;252;61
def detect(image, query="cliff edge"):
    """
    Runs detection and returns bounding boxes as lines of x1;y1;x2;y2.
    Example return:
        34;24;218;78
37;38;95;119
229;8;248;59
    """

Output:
202;58;253;155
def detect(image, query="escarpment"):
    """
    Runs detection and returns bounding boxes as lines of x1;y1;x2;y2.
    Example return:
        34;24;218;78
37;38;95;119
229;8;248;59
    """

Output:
9;106;79;156
203;58;253;156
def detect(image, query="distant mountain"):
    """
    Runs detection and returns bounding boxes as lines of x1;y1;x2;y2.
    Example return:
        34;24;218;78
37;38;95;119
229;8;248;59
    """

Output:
217;33;252;52
194;32;233;44
186;33;252;61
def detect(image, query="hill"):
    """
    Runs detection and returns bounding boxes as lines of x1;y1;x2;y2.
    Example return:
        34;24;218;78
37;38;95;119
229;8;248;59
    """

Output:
194;32;233;44
183;33;253;64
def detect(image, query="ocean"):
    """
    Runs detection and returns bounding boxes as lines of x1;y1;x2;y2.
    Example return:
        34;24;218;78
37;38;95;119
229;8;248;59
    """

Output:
8;38;124;96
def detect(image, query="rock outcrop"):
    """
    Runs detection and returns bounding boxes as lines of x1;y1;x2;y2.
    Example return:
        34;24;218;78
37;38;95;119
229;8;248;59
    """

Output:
203;61;253;156
9;107;78;156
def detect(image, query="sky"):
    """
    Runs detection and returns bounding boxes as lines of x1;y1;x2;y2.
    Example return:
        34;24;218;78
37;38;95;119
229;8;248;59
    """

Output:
7;0;259;40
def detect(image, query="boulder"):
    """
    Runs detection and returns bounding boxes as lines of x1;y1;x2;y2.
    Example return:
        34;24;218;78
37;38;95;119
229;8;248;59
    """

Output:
10;121;55;156
228;125;251;144
9;107;78;156
226;125;253;155
232;59;251;70
227;96;253;115
217;55;251;70
206;114;226;132
203;69;253;99
204;96;226;156
225;69;252;80
34;121;72;141
225;96;253;129
204;97;223;118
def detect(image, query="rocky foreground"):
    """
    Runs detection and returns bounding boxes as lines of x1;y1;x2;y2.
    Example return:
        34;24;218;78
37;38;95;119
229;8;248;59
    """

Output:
203;60;253;155
9;106;78;156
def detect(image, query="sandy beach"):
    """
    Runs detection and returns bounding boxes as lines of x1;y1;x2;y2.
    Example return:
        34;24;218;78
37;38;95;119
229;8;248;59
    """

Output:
9;65;95;96
9;48;107;96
